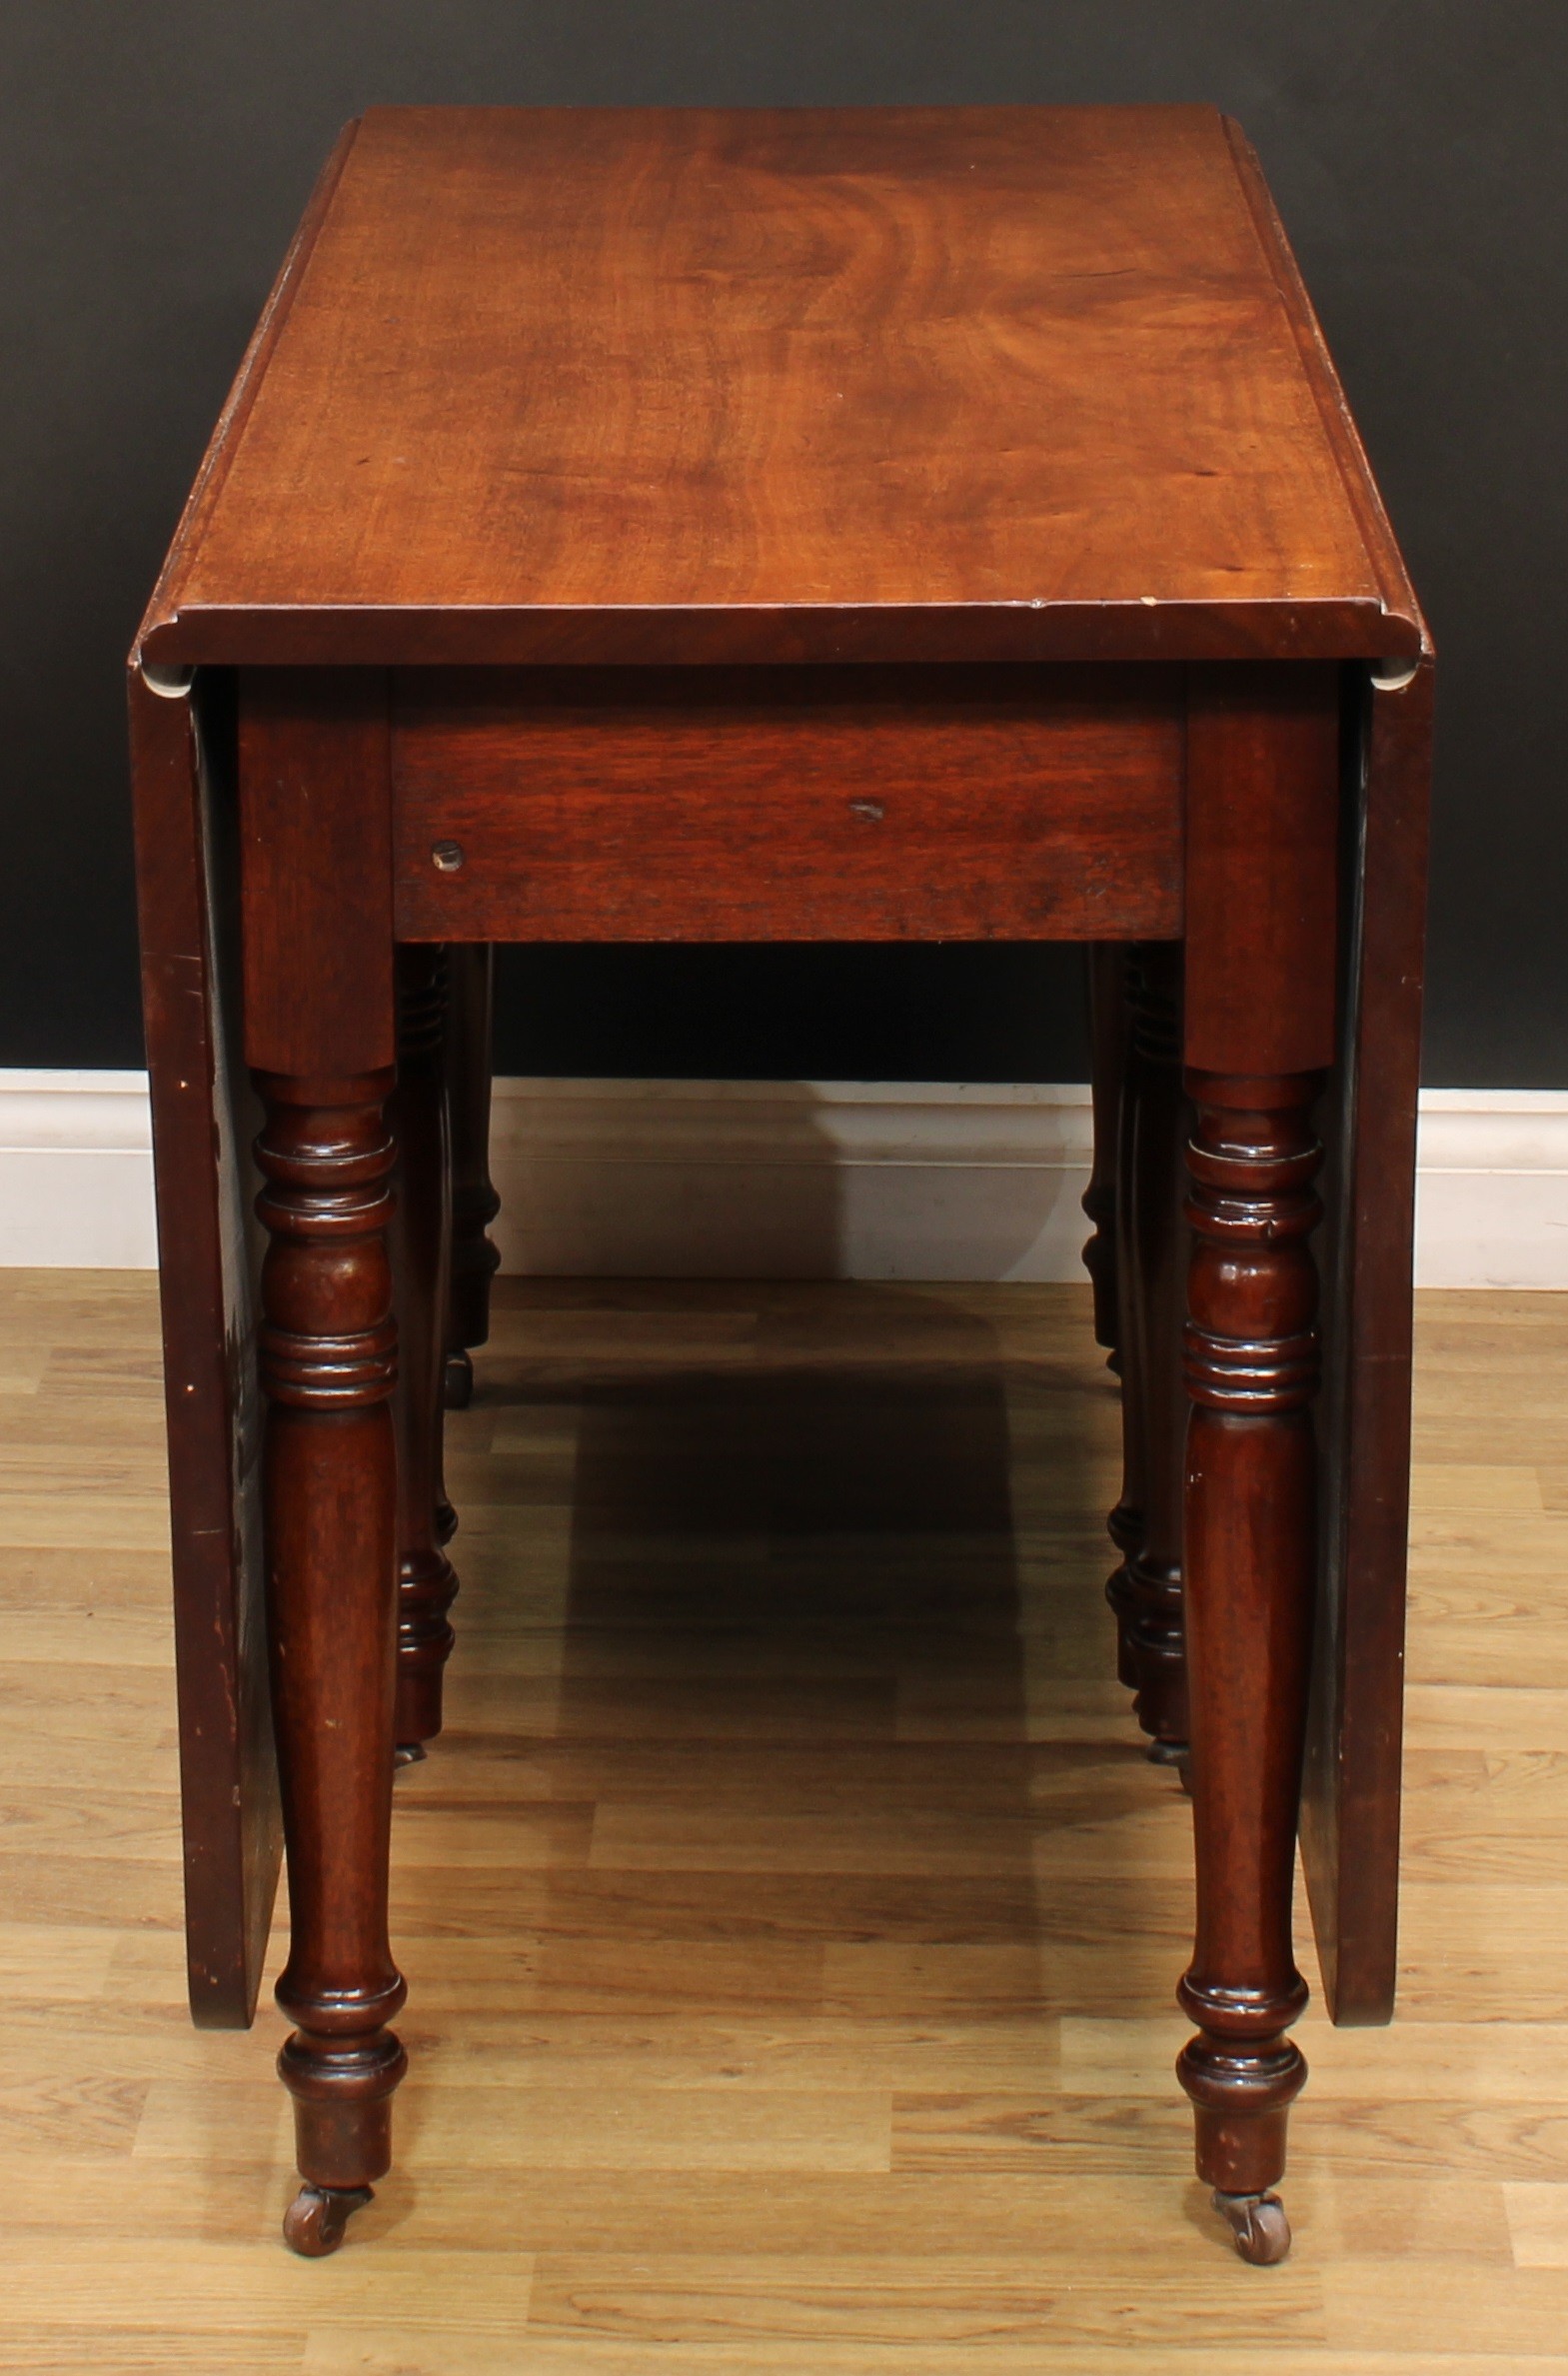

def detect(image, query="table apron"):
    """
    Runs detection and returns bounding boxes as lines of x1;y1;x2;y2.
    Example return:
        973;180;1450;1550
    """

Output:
389;665;1184;943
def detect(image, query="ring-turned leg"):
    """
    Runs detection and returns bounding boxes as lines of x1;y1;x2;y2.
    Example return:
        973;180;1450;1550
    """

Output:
254;1073;407;2256
1104;941;1189;1751
1122;944;1190;1758
442;944;501;1412
392;947;459;1757
1103;953;1143;1691
1081;944;1128;1361
1176;660;1342;2263
239;669;412;2256
1177;1072;1321;2261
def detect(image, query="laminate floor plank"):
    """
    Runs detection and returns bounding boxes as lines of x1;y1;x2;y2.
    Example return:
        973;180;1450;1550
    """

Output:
1;1272;1565;2374
521;2251;1329;2347
299;2347;1564;2376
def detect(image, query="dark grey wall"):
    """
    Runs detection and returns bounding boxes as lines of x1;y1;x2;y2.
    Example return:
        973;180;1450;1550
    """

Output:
3;4;1562;1083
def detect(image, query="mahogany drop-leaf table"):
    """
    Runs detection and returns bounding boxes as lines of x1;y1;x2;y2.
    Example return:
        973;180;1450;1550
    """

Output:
129;105;1432;2264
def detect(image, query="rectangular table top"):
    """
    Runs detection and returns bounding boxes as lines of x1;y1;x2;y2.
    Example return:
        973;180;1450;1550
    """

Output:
137;105;1424;672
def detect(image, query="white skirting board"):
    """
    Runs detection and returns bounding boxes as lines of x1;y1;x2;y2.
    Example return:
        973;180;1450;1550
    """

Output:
1;1072;1565;1288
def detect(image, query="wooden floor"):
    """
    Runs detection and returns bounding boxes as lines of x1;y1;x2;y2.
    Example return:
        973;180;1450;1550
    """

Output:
3;1272;1568;2372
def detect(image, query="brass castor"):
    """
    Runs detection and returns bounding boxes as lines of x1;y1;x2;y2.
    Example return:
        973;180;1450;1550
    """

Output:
443;1348;474;1409
283;2183;374;2257
394;1739;428;1768
1213;2189;1291;2265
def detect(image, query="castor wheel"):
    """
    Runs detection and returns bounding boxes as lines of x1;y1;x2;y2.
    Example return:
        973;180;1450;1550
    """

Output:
1212;2189;1291;2265
443;1348;474;1409
394;1739;428;1768
283;2183;374;2257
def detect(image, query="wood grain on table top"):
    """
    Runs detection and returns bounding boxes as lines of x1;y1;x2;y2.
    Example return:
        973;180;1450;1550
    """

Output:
138;106;1426;670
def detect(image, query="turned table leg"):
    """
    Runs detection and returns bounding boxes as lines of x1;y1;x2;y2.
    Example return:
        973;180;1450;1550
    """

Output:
239;668;408;2256
1081;943;1128;1359
392;946;459;1757
1121;943;1190;1758
1102;952;1143;1691
254;1073;407;2256
1103;939;1190;1751
442;943;501;1412
1177;1072;1320;2263
1176;662;1341;2263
